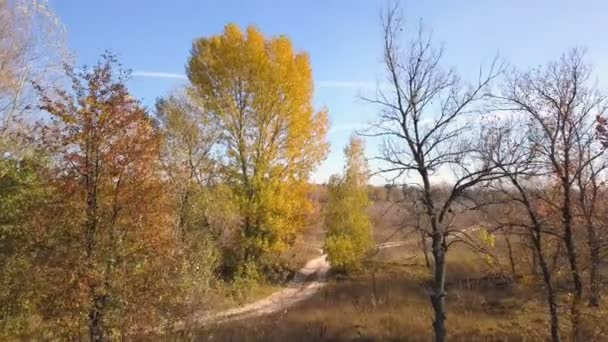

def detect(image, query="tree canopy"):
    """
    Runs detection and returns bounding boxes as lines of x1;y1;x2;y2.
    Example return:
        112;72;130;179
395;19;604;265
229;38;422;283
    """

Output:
187;24;329;261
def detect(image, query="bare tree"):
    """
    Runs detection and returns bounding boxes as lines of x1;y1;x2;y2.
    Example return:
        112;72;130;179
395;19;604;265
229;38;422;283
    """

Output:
574;130;606;308
363;6;502;341
0;0;69;133
499;49;607;340
483;117;562;342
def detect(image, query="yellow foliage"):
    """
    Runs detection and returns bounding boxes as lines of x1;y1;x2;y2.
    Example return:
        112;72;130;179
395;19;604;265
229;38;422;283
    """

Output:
477;226;496;248
187;24;329;260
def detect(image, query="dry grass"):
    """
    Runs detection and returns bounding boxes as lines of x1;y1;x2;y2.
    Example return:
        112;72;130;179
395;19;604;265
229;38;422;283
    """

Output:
158;192;608;341
165;241;608;342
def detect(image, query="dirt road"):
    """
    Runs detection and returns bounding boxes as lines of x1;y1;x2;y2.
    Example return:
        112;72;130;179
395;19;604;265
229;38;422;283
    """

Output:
196;241;406;325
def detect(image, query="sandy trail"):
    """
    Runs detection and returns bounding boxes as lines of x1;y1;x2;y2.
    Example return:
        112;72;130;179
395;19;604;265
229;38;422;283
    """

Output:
195;241;406;325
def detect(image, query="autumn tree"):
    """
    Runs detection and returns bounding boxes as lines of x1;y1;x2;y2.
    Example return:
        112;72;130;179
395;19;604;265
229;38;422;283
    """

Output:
187;24;329;266
34;54;184;340
154;89;227;296
324;136;373;272
499;49;607;340
155;89;219;236
364;7;503;341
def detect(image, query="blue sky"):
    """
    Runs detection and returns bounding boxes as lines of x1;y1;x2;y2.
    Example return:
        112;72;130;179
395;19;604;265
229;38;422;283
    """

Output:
50;0;608;184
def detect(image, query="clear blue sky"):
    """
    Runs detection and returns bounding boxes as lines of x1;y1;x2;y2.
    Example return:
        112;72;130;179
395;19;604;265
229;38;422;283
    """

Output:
50;0;608;184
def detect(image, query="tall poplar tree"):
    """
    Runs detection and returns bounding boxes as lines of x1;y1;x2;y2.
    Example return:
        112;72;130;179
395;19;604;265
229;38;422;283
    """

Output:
187;24;329;263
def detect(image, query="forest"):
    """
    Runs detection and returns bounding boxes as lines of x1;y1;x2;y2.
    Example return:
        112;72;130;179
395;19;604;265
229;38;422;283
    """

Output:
1;1;608;341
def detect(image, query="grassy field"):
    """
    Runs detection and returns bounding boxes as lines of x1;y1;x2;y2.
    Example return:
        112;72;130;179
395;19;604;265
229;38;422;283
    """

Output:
159;195;608;341
169;237;607;342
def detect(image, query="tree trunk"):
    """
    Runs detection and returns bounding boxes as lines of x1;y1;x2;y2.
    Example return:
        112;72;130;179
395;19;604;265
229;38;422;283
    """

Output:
531;243;538;277
574;147;602;308
421;230;431;268
560;184;583;341
84;139;105;341
586;221;601;307
370;269;378;307
89;294;107;342
420;167;447;342
511;176;562;342
549;240;562;275
504;233;517;277
430;231;447;342
533;235;561;342
563;213;583;340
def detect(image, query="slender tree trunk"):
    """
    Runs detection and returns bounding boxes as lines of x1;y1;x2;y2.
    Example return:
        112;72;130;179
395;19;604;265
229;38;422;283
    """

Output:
543;262;561;342
561;187;583;341
581;200;601;308
585;219;601;307
564;229;583;341
577;177;601;308
177;188;191;233
504;233;517;277
430;232;447;342
574;168;602;308
532;234;561;342
531;243;539;277
370;269;378;307
84;135;106;341
420;168;447;342
420;230;431;268
549;240;562;275
89;295;106;342
510;176;561;342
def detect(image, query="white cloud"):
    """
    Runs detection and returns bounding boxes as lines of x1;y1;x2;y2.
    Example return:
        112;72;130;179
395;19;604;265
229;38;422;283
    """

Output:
328;123;368;135
132;70;377;90
132;71;187;80
316;80;376;89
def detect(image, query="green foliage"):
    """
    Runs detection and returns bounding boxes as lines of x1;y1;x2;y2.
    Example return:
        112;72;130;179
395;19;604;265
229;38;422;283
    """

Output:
0;151;60;338
156;91;237;285
324;137;373;273
324;234;362;271
231;260;263;301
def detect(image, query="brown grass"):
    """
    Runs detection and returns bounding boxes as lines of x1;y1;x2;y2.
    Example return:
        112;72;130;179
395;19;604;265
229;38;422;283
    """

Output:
163;240;608;341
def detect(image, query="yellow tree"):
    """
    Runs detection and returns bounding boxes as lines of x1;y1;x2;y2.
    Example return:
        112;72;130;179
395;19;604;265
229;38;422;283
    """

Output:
324;136;373;272
187;24;329;263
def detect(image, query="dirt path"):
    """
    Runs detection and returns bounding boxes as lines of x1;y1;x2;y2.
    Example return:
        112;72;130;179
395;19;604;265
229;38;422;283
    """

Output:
196;241;406;325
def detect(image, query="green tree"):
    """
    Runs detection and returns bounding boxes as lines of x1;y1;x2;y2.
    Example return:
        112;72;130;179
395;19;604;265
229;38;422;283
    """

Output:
324;136;373;272
0;154;56;338
155;89;227;297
